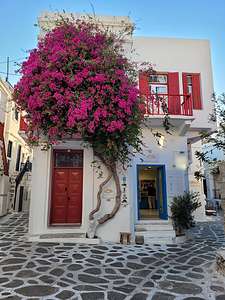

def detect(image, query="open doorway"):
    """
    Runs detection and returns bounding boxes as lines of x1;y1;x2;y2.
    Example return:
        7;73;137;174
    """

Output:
137;165;168;220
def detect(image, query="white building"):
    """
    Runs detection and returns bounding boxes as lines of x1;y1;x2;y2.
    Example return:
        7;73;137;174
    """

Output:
27;14;215;244
0;78;32;216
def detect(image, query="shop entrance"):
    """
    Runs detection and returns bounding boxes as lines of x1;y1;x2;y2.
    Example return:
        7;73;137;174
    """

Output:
137;165;168;220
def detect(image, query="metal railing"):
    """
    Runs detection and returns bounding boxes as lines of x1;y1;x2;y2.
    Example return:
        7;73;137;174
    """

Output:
144;94;193;116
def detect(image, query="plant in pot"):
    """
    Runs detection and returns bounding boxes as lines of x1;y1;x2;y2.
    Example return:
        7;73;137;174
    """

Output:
170;192;201;236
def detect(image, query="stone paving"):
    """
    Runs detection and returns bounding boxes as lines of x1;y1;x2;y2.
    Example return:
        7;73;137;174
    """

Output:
0;213;225;300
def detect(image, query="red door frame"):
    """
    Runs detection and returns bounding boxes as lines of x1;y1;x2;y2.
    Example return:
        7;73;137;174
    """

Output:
50;149;83;225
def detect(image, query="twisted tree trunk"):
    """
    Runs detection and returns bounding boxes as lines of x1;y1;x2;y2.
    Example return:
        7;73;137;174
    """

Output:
97;163;121;224
87;156;122;238
89;170;113;221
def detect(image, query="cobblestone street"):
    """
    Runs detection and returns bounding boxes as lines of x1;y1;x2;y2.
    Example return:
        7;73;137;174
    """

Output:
0;213;224;300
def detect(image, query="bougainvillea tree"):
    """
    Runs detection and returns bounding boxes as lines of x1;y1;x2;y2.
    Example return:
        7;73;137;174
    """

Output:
14;17;152;236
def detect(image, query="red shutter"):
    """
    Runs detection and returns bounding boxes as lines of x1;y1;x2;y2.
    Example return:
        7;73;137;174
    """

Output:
168;72;180;114
139;72;150;114
192;73;202;109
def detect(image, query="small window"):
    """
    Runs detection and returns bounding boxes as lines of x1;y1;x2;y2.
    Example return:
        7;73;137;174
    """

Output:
187;75;193;94
14;109;19;121
54;150;83;168
149;74;167;84
7;141;13;158
15;145;22;171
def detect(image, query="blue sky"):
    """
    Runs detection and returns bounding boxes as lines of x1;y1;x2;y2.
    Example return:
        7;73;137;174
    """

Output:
0;0;224;93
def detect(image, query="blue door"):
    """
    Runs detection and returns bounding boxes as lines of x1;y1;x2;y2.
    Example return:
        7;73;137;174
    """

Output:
137;165;168;220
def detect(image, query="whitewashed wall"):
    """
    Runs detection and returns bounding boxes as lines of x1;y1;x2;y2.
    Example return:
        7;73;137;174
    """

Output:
188;140;207;221
29;128;190;243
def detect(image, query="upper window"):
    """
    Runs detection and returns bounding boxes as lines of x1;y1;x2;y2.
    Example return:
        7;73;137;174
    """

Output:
149;74;168;94
54;150;83;168
7;141;13;158
14;109;19;121
186;75;193;94
149;74;167;84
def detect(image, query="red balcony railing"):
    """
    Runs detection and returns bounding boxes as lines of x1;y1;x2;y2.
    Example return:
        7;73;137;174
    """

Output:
19;116;28;131
145;94;193;116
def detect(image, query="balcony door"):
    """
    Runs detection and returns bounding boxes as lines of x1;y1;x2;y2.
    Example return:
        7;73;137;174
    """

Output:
50;150;83;225
140;72;182;115
149;74;168;95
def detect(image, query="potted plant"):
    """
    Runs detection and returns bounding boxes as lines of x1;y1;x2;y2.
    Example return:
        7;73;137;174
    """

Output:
170;192;201;236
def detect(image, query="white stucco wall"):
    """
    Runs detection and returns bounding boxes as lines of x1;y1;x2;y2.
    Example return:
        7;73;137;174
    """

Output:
29;128;190;243
29;140;132;242
130;128;188;220
188;140;207;221
29;141;94;237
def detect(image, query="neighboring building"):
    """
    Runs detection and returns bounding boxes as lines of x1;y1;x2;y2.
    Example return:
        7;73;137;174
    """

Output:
27;14;215;244
0;79;11;216
203;147;225;203
0;78;32;216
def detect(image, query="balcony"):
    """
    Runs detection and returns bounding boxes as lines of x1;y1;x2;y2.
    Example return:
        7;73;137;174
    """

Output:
19;116;28;132
144;94;193;116
144;94;194;134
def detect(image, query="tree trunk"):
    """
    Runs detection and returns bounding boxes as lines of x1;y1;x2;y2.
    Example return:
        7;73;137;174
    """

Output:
87;157;122;238
89;170;112;221
97;164;121;224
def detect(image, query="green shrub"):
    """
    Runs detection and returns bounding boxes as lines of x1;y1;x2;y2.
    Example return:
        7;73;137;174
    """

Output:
171;192;201;232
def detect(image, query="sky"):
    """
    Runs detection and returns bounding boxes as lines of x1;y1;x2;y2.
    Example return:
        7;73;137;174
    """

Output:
0;0;224;93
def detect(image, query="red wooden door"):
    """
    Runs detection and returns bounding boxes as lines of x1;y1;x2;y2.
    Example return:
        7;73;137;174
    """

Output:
50;150;83;225
67;169;83;223
51;168;68;224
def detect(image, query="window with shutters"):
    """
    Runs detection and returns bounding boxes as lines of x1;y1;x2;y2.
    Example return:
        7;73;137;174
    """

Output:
182;73;202;109
139;71;193;116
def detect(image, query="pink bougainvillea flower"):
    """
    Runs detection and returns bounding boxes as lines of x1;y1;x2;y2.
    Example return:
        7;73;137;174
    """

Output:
13;18;148;165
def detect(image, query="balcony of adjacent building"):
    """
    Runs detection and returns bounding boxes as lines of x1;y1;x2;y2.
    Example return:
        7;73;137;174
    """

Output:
19;116;28;141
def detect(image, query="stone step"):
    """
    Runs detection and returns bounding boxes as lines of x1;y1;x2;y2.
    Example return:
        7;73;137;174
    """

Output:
30;237;100;244
135;220;176;244
135;224;174;232
137;219;172;225
30;233;100;244
142;236;176;244
136;230;176;238
135;232;176;244
40;232;86;239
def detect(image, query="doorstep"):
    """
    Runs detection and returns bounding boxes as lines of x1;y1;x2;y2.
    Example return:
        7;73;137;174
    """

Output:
28;233;101;244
